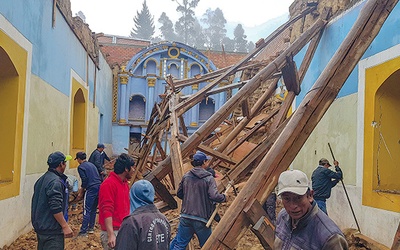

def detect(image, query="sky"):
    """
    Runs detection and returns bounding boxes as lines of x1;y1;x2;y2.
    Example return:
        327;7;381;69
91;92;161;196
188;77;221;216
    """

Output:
70;0;294;38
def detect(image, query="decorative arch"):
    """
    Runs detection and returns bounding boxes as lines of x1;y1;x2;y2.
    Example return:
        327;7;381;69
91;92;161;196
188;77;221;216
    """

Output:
363;53;400;212
129;94;146;121
189;62;203;77
144;58;157;75
70;81;88;168
168;62;180;79
0;29;28;200
126;41;217;77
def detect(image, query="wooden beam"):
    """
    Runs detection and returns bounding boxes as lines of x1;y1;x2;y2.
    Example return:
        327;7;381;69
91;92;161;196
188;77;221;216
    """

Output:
169;91;184;190
243;199;275;249
281;56;300;94
146;7;324;200
241;99;250;118
178;135;237;165
148;175;177;209
203;0;398;248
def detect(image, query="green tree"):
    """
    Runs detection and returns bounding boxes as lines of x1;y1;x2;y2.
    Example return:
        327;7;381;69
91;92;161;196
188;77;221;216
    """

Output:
191;18;206;49
130;0;155;40
173;0;199;44
247;41;255;52
201;8;227;50
158;12;178;41
222;37;235;51
234;24;248;52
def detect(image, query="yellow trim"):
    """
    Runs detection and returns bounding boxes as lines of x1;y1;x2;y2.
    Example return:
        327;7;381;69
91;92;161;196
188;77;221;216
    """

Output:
0;30;27;200
363;55;400;212
168;47;180;58
69;79;88;169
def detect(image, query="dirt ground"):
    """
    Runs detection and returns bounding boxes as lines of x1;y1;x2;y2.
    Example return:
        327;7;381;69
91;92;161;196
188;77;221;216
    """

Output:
1;184;377;250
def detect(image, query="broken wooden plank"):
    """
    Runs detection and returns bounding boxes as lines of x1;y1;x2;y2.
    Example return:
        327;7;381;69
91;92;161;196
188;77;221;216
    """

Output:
243;199;275;249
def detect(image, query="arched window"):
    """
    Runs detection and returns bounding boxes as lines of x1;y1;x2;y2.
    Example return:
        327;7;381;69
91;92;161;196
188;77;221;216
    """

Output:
190;64;201;77
145;59;157;75
168;63;179;79
72;88;86;150
129;95;146;121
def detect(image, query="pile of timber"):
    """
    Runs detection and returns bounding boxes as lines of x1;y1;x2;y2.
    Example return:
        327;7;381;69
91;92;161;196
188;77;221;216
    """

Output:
122;0;399;248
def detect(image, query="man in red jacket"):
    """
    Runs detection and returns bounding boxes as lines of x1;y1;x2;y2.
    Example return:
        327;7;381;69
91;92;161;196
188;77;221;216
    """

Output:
98;153;135;249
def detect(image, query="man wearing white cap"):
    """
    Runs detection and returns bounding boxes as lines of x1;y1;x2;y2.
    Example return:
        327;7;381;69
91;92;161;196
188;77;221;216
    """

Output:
274;169;348;250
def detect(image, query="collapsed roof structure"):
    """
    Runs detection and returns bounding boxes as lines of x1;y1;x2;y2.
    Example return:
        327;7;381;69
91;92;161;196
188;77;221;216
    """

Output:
119;0;399;248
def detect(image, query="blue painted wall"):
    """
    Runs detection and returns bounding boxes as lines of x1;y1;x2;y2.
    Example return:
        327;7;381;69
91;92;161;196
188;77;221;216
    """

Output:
294;1;400;105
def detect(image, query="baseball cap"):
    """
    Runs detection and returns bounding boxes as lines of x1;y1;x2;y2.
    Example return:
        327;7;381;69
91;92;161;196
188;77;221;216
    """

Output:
277;169;309;196
193;151;210;161
319;158;331;166
47;151;73;168
97;143;105;148
74;151;87;160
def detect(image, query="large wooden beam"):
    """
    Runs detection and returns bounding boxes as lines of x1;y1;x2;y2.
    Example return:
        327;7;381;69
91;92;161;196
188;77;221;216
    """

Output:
203;0;398;248
146;15;326;189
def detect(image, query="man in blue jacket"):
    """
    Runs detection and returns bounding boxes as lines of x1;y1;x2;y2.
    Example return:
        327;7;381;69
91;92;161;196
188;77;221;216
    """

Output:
311;158;343;214
75;151;102;236
31;151;73;250
170;151;226;249
88;143;110;180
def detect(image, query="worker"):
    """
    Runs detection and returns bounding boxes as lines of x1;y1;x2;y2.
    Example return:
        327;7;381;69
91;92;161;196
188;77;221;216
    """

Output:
66;174;79;211
75;151;102;236
170;151;226;249
311;158;343;214
274;169;348;250
31;151;73;249
115;180;171;249
98;153;135;250
88;143;111;180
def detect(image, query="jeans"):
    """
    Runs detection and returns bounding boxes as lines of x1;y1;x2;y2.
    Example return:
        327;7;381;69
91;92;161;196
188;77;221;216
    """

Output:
170;217;211;250
79;186;99;234
37;233;64;250
315;199;328;215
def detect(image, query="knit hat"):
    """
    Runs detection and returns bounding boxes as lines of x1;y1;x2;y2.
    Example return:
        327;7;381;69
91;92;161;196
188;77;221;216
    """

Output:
129;180;155;213
277;169;309;196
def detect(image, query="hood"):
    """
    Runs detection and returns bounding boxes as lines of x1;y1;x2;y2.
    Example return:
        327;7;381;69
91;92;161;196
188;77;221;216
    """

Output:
130;180;155;213
190;167;212;179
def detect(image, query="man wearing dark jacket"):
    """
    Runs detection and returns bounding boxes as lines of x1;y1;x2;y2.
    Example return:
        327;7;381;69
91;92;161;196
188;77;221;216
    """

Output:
88;143;110;180
31;151;73;250
170;151;226;249
115;180;171;250
75;151;102;236
274;169;348;250
311;158;343;215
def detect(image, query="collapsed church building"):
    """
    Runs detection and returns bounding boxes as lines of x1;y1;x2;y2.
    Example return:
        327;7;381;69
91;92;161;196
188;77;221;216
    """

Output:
1;0;400;249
